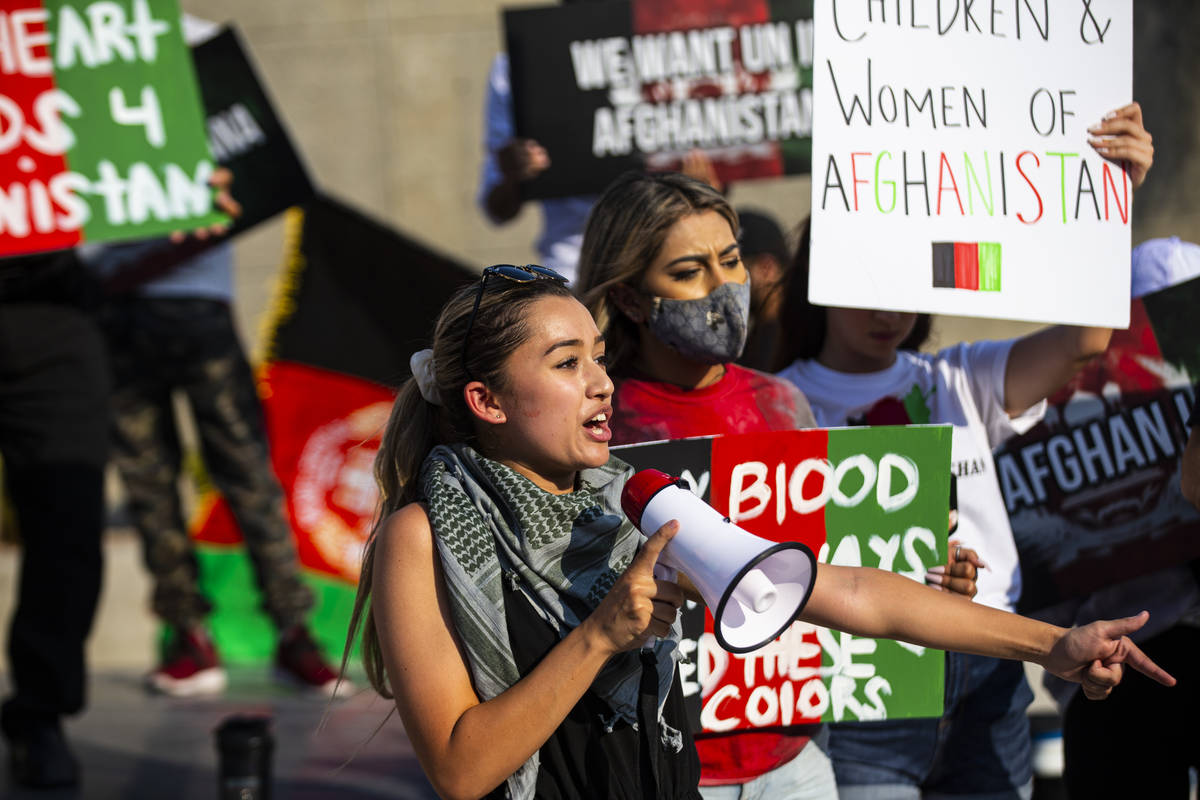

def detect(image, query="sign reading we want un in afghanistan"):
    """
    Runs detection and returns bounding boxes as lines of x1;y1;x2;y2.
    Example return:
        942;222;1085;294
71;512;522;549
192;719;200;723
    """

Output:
809;0;1134;328
505;0;816;199
0;0;226;257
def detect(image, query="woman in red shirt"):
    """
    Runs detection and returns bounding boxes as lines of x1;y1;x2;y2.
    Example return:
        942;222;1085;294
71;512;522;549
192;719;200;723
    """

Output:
575;171;836;798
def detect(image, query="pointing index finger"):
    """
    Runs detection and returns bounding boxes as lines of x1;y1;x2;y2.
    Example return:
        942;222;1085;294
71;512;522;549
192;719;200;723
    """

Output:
633;519;678;571
1119;639;1177;688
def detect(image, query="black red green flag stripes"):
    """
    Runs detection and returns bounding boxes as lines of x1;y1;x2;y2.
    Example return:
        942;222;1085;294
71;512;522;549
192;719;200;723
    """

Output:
190;193;474;662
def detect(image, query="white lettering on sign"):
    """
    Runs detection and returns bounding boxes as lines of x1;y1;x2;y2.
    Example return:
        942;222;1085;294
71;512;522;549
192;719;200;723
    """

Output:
0;171;88;237
207;104;267;161
678;469;710;500
0;89;80;156
90;158;213;226
997;398;1181;512
728;453;921;522
0;0;171;76
590;90;813;157
695;619;903;727
0;8;51;76
109;85;165;147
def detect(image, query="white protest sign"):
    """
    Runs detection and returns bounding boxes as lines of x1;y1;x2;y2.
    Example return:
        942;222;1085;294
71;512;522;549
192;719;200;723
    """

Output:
809;0;1133;327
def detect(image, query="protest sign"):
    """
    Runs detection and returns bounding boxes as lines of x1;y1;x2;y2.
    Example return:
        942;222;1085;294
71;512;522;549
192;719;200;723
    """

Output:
102;24;316;292
809;0;1133;327
0;0;226;257
191;27;313;239
616;424;951;728
504;0;815;199
996;275;1200;616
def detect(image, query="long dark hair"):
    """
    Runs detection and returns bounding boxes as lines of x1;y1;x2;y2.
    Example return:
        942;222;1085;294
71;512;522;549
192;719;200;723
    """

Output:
772;216;931;371
343;275;575;699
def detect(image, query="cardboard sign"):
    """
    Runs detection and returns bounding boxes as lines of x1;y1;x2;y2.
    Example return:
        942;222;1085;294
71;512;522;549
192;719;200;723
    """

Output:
617;424;951;728
809;0;1133;327
996;276;1200;616
0;0;226;257
504;0;815;199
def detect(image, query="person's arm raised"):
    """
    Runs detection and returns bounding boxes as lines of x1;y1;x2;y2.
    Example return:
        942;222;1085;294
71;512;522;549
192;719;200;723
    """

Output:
1002;325;1112;416
372;504;683;800
1000;102;1156;415
799;564;1174;699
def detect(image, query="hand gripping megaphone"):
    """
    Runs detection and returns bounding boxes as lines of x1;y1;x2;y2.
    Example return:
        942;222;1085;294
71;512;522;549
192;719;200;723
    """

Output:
621;469;817;654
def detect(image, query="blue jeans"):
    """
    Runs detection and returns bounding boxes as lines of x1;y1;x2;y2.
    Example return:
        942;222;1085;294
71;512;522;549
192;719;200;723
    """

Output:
699;734;839;800
828;652;1033;800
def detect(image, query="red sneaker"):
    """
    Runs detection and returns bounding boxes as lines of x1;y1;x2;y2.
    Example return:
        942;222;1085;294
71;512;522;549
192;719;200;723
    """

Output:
146;626;227;697
273;626;346;696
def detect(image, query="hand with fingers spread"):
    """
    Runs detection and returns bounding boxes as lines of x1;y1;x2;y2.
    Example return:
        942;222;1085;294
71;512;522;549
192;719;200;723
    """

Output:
926;539;986;599
582;520;686;655
1042;611;1176;700
1088;101;1154;190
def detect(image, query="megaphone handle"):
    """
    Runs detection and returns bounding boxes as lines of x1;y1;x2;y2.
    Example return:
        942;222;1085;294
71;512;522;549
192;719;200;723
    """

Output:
638;564;679;651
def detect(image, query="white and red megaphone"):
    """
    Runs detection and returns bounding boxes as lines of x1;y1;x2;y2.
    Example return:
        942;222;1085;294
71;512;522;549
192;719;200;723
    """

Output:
621;469;817;654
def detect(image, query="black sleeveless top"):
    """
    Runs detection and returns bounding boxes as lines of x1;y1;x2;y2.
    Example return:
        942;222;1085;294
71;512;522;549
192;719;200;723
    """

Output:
482;577;702;799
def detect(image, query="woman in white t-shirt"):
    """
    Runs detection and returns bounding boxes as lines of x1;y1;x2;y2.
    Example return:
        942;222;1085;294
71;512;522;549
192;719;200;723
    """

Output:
773;218;1115;799
771;98;1156;800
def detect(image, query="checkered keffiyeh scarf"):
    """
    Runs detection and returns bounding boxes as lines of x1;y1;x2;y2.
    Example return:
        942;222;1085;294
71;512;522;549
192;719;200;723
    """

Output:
420;444;681;799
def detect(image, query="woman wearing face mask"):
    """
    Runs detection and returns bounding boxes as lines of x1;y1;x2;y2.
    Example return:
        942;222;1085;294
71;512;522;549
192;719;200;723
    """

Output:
576;171;817;445
575;171;841;799
769;101;1157;800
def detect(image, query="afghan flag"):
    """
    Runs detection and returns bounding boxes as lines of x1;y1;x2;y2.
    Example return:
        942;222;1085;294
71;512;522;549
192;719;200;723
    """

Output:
0;0;226;258
189;193;474;662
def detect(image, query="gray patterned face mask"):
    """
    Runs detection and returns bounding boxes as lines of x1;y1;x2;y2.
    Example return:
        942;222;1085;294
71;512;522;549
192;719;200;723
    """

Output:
646;279;751;365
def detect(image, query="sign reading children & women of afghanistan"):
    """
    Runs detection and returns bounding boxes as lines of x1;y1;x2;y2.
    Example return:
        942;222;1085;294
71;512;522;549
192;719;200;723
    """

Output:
616;424;952;730
809;0;1133;327
504;0;816;199
0;0;225;257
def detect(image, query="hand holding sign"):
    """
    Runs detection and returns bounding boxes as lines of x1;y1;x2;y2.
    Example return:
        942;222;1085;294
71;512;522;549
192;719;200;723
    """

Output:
166;165;240;243
1087;101;1153;189
925;539;985;599
497;138;551;183
0;0;227;257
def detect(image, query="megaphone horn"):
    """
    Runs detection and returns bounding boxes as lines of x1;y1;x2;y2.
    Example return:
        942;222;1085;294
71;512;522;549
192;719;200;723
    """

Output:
621;469;817;654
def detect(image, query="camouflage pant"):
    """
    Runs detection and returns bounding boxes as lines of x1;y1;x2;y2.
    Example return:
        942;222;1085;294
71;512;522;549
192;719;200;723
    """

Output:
102;297;313;630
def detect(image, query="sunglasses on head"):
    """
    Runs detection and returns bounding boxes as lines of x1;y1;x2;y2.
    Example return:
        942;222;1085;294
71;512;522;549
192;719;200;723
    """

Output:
461;264;569;379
